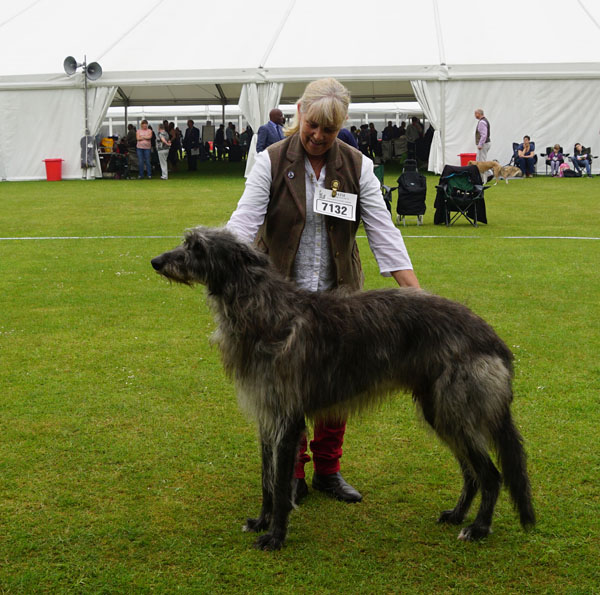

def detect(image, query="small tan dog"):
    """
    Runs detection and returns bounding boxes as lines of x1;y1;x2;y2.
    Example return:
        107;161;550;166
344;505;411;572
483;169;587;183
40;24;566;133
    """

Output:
468;160;523;185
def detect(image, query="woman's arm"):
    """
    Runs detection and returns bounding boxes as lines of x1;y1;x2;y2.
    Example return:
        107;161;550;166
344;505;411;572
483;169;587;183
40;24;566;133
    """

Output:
225;151;273;242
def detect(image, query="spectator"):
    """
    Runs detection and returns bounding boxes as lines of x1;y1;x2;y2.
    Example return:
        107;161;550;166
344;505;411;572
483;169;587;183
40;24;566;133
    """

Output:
256;109;285;153
167;122;179;171
135;119;152;179
214;124;226;160
382;121;394;141
570;143;593;177
517;135;536;178
548;144;564;177
156;123;171;180
182;119;201;171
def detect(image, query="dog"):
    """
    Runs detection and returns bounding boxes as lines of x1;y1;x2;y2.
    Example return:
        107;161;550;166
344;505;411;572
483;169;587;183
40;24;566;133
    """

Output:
151;227;535;550
468;160;523;184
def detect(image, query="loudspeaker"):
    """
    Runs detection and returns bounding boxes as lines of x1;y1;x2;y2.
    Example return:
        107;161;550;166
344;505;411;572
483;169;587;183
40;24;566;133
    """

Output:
86;62;102;81
63;56;80;76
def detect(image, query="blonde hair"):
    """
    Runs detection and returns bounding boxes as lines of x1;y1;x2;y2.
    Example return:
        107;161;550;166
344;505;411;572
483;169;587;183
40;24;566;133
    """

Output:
285;78;350;137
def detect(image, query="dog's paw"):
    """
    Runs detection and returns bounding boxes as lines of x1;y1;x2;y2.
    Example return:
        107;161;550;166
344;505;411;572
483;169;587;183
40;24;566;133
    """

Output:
438;509;465;525
457;523;491;541
254;532;285;551
243;517;269;533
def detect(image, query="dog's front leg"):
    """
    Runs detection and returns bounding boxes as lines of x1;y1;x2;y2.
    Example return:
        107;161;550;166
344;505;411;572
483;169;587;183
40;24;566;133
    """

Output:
254;416;305;551
243;436;273;533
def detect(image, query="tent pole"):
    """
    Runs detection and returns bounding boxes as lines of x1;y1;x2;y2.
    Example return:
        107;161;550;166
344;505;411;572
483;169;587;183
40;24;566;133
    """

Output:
440;80;446;168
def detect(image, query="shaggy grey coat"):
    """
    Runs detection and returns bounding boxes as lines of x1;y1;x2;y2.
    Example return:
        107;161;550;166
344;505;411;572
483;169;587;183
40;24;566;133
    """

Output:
151;226;535;550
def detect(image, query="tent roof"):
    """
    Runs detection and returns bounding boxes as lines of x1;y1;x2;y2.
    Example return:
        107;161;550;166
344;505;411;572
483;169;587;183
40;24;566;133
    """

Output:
1;0;599;105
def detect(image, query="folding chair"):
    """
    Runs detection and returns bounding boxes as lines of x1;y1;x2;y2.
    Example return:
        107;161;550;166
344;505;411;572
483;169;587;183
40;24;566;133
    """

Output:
434;165;489;227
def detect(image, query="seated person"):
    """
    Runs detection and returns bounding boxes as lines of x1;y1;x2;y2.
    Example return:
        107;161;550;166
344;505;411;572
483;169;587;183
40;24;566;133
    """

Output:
548;144;564;176
517;136;536;178
570;143;592;177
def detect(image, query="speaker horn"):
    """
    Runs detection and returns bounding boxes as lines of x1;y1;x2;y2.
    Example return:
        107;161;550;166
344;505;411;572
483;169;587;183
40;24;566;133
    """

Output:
63;56;80;76
86;62;103;81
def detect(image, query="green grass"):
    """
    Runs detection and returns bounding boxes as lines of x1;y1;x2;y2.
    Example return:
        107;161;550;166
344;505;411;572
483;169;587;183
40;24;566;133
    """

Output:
1;161;599;593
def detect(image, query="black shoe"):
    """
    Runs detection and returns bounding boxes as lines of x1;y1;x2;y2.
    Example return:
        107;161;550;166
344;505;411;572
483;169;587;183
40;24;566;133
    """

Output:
293;477;309;505
312;472;362;503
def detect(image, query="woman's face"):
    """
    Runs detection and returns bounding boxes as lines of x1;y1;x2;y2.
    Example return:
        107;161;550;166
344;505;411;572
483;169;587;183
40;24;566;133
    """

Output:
523;137;529;144
575;143;582;151
141;122;148;130
298;110;339;158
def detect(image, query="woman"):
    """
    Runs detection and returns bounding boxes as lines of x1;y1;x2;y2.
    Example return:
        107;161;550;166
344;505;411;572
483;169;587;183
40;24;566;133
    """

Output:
517;135;536;178
135;119;153;179
571;143;592;177
226;78;419;504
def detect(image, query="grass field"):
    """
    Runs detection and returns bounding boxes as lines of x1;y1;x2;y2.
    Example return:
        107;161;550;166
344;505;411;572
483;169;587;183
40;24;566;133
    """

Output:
1;161;599;593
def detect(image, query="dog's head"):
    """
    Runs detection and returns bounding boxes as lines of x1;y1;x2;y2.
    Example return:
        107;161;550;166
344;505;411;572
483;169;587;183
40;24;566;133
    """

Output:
151;226;270;295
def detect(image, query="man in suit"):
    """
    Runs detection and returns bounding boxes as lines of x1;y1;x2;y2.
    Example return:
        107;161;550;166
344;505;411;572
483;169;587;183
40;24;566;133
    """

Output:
182;119;200;171
256;109;285;153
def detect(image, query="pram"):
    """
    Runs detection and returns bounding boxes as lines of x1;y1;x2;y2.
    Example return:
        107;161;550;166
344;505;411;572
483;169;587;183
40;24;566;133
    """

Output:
106;152;129;179
390;159;427;225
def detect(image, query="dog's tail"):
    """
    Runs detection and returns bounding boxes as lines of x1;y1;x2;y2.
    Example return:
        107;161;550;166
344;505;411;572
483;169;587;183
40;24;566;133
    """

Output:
495;410;536;529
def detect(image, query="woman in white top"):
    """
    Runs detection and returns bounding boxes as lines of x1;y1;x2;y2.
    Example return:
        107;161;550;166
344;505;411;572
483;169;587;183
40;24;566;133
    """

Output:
227;78;420;504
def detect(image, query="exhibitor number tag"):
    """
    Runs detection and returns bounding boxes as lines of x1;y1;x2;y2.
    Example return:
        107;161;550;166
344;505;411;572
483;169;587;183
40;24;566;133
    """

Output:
313;188;357;221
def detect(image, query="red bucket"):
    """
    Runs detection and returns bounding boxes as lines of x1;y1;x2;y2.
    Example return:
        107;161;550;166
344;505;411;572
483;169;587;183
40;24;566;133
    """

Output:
43;158;64;181
458;153;477;167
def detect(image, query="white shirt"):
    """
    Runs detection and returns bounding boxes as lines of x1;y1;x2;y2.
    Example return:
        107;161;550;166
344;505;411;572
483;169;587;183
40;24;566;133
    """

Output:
226;148;413;291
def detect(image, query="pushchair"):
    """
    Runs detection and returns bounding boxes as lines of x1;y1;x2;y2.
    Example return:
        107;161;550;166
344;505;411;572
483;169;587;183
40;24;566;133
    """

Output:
434;165;488;227
390;159;427;225
106;152;129;179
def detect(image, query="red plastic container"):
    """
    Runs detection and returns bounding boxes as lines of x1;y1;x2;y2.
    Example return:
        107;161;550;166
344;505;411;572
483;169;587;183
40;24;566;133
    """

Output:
458;153;477;167
43;158;64;181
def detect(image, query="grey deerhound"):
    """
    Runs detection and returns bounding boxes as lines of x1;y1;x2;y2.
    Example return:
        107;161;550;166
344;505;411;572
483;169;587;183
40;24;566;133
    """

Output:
151;226;535;551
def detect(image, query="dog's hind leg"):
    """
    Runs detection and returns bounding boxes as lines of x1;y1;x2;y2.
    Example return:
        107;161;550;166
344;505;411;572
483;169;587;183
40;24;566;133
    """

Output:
243;437;274;534
254;416;305;551
457;443;502;541
438;458;479;525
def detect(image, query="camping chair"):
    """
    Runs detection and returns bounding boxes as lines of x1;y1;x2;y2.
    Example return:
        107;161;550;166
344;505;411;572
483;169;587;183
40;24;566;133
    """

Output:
434;165;489;227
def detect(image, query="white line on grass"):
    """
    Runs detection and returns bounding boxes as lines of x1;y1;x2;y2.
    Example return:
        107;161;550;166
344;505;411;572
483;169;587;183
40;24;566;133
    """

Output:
0;235;599;241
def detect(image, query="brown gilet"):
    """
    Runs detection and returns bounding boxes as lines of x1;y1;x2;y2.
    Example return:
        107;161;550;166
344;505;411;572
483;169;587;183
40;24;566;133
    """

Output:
254;133;365;291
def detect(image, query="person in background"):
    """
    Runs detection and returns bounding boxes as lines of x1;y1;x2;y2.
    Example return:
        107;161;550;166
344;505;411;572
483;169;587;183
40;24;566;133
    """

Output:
337;127;358;149
226;78;420;505
183;119;201;171
517;135;536;178
256;109;285;153
570;143;593;177
474;109;491;161
156;123;172;180
136;119;153;179
548;144;564;177
214;124;226;160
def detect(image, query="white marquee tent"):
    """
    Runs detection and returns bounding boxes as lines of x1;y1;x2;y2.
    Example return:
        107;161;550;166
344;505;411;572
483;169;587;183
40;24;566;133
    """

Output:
1;0;599;180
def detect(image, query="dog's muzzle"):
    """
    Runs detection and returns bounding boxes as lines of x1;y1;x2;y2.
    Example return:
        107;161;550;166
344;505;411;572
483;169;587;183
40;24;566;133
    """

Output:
151;256;164;271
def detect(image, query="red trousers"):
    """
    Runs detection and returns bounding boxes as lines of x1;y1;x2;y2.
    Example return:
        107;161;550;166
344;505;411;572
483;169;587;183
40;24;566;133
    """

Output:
294;419;346;478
